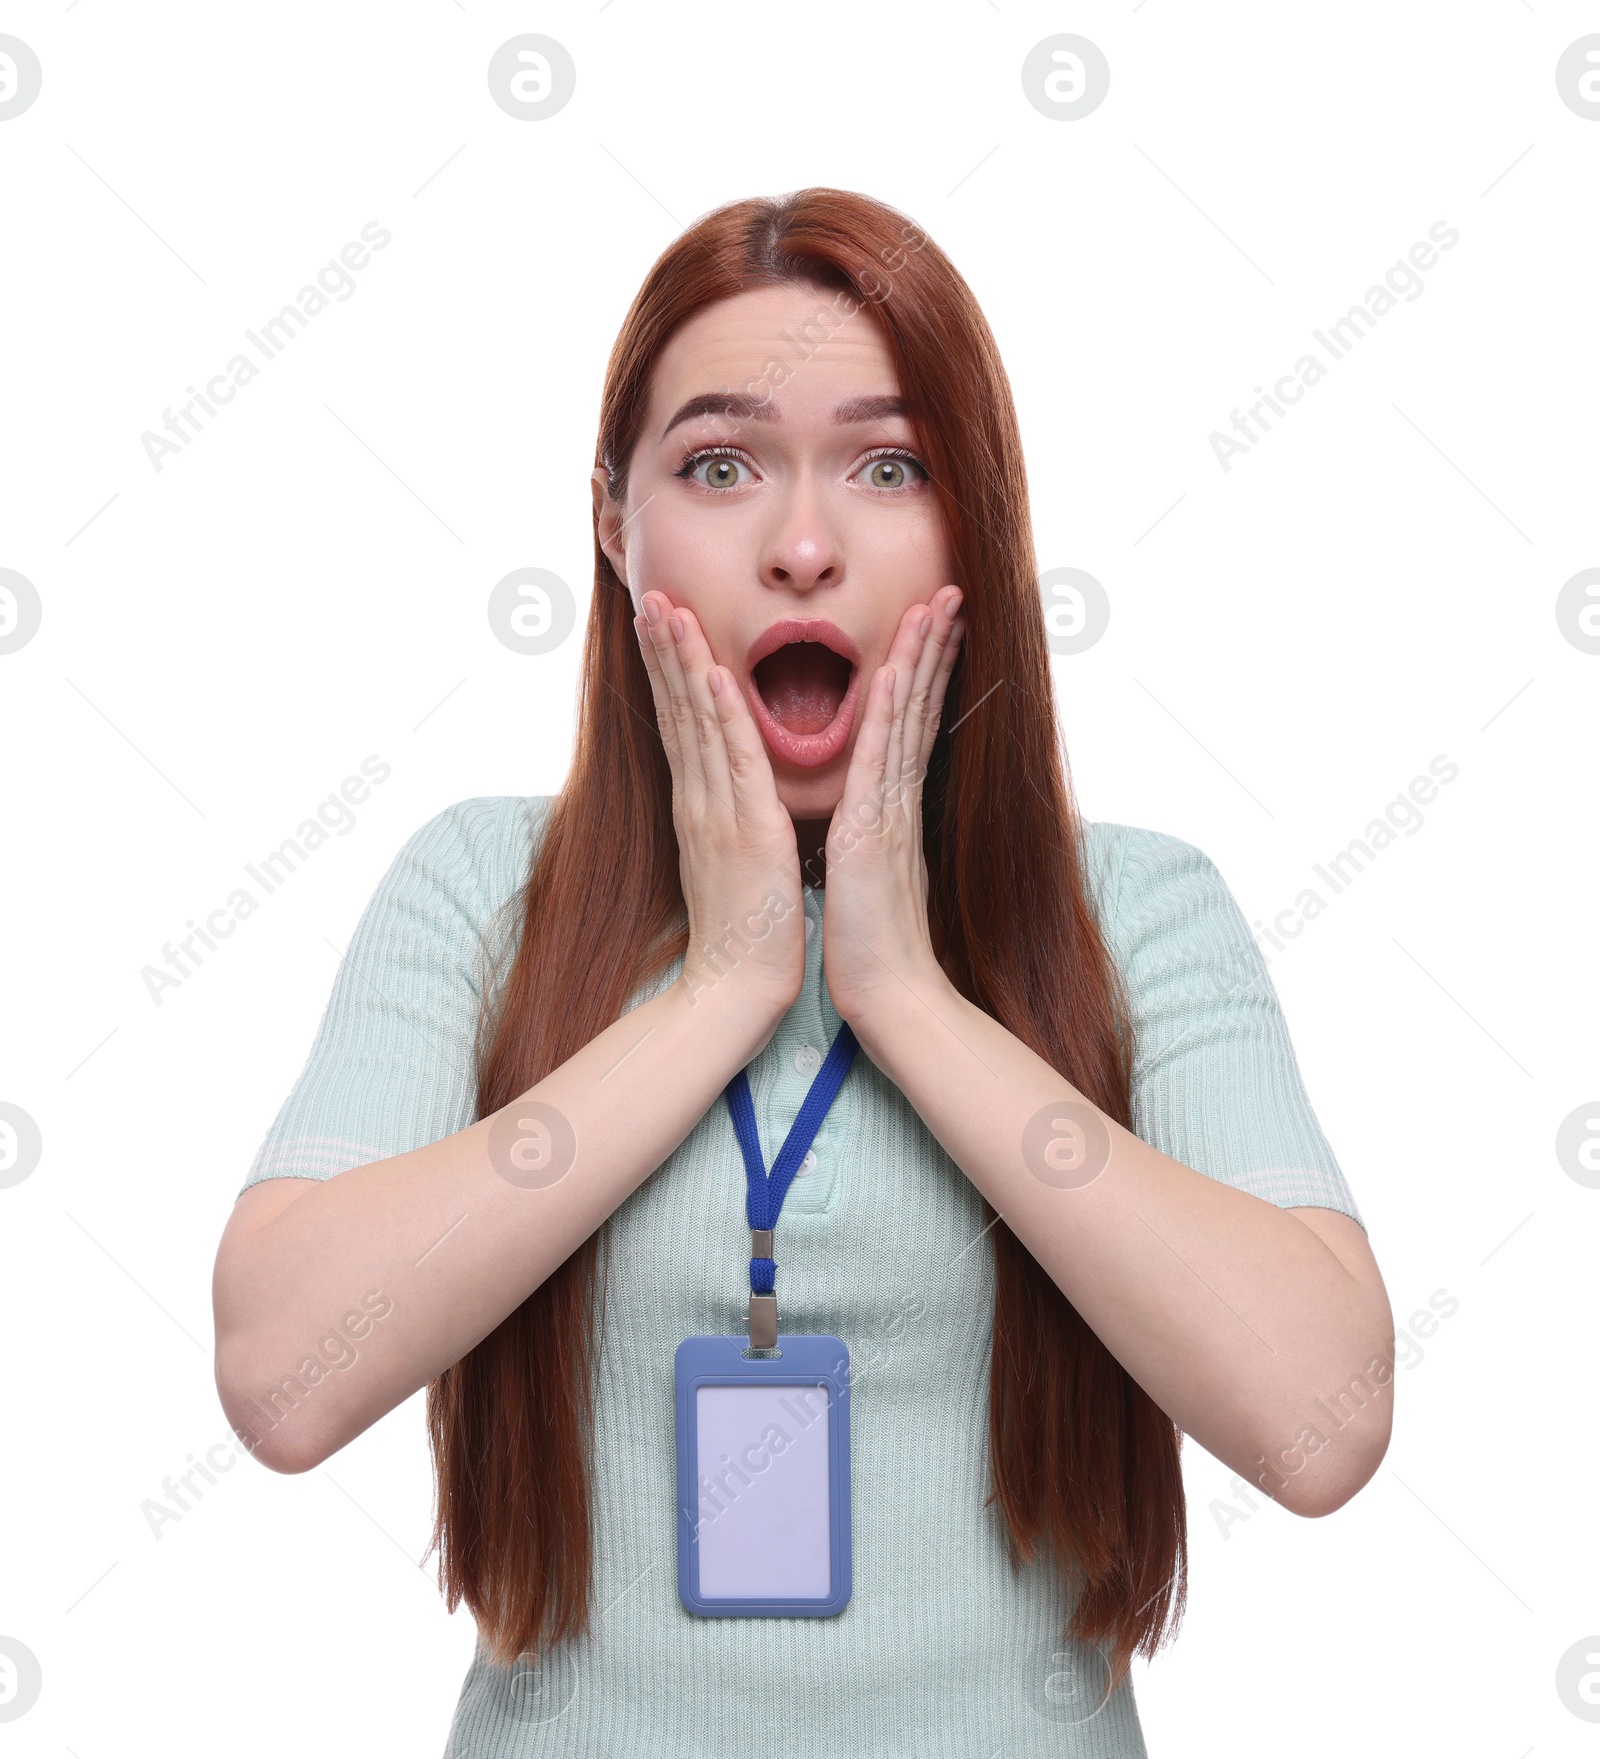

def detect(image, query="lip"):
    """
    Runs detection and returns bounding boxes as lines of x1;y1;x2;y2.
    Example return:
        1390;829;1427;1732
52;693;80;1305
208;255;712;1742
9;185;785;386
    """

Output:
743;617;863;770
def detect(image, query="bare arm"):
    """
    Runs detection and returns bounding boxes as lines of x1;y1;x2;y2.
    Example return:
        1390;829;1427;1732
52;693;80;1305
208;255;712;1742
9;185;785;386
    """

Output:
850;981;1393;1519
820;585;1392;1520
215;590;806;1474
213;972;788;1473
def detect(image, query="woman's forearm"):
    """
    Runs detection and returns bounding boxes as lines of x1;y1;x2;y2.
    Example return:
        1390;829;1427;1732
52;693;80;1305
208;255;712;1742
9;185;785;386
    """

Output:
848;969;1394;1517
213;969;787;1473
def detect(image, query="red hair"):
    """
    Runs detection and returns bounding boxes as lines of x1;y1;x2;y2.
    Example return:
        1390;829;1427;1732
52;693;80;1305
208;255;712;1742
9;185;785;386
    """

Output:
426;187;1186;1690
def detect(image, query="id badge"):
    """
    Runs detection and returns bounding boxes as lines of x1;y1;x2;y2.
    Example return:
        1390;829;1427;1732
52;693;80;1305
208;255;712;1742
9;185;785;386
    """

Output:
674;1333;852;1617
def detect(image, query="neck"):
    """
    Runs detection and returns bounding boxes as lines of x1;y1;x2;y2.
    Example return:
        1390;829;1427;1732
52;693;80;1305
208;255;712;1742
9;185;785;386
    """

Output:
794;818;829;886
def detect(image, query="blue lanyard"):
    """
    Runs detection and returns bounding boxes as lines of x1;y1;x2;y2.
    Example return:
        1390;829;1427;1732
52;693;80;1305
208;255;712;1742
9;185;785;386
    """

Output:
724;1022;860;1299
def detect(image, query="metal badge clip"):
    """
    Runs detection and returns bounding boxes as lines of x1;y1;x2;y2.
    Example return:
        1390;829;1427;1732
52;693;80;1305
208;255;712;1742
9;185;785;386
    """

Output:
747;1228;777;1349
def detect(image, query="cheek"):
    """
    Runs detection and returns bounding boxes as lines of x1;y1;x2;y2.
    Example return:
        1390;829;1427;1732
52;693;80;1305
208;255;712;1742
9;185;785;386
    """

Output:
627;512;742;658
906;506;955;583
849;512;954;635
631;505;733;590
850;501;951;589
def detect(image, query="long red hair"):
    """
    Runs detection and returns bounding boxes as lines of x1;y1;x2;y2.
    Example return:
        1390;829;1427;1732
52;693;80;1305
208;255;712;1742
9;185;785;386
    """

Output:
426;187;1186;1689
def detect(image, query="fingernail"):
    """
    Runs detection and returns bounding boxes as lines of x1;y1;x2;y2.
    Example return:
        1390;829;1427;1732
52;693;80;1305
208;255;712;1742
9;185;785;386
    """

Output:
709;668;724;698
884;667;896;692
668;614;685;639
947;588;964;614
643;597;661;626
919;615;933;639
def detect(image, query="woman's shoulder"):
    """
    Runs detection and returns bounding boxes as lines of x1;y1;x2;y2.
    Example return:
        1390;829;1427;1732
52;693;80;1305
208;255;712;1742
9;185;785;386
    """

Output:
401;792;555;856
1078;815;1213;888
378;793;556;923
1077;817;1242;947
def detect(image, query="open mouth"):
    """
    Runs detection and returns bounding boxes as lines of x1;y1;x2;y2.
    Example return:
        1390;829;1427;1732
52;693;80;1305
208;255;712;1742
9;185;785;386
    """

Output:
744;618;862;769
754;644;853;735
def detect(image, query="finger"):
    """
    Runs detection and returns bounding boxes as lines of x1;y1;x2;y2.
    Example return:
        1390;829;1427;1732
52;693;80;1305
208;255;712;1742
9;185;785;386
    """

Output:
898;606;947;803
706;659;783;824
919;610;966;774
837;663;896;854
641;590;708;816
634;607;687;784
881;602;933;816
906;586;964;778
659;602;736;813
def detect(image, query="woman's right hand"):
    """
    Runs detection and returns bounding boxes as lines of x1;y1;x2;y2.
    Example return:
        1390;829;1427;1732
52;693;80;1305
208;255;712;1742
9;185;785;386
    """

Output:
634;590;806;1025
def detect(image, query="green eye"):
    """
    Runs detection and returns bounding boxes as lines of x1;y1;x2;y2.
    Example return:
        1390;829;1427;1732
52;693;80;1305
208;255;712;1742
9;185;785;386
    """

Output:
855;453;924;491
685;454;751;489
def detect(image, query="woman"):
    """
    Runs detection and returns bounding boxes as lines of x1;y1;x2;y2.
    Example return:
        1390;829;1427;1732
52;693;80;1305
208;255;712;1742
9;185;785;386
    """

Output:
212;187;1393;1756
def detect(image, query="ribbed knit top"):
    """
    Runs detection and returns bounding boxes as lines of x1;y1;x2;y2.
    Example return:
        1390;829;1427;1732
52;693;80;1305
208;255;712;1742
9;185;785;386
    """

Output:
243;795;1365;1758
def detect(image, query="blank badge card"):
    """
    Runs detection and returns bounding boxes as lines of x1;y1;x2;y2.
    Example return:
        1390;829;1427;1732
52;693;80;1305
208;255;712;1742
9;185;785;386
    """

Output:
674;1334;853;1617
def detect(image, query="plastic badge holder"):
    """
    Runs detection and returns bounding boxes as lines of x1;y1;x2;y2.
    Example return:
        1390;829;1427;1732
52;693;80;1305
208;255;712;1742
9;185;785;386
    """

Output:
675;1333;852;1617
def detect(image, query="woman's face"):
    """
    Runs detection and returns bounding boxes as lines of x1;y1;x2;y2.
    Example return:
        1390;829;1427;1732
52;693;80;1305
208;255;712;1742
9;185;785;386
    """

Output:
592;284;956;822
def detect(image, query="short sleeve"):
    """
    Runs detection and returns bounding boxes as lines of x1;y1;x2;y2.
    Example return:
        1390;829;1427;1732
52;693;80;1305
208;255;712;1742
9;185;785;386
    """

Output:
1099;824;1366;1233
240;794;549;1193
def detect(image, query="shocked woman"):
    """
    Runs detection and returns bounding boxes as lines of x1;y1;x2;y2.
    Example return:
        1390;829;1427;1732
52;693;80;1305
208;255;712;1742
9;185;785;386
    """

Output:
212;187;1394;1758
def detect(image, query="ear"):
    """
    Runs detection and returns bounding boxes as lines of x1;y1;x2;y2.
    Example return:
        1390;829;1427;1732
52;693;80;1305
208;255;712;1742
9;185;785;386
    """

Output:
591;466;631;592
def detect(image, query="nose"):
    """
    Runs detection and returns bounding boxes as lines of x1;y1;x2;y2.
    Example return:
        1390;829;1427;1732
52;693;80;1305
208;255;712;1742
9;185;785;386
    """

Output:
757;477;843;596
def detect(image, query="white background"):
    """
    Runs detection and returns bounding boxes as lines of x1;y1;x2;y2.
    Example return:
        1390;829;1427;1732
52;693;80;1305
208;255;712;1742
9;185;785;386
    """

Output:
1;3;1596;1754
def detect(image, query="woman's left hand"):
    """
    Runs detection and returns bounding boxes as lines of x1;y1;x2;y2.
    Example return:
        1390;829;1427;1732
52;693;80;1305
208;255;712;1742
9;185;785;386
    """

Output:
821;584;966;1029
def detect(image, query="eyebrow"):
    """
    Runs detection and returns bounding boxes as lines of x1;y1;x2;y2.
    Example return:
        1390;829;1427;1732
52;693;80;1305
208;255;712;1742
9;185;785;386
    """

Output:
659;391;908;440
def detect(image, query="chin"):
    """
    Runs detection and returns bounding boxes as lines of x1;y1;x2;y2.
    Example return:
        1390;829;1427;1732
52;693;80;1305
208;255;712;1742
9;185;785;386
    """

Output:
776;775;847;823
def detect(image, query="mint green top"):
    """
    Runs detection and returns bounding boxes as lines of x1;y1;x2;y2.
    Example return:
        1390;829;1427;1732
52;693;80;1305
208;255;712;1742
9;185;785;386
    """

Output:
243;795;1365;1758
